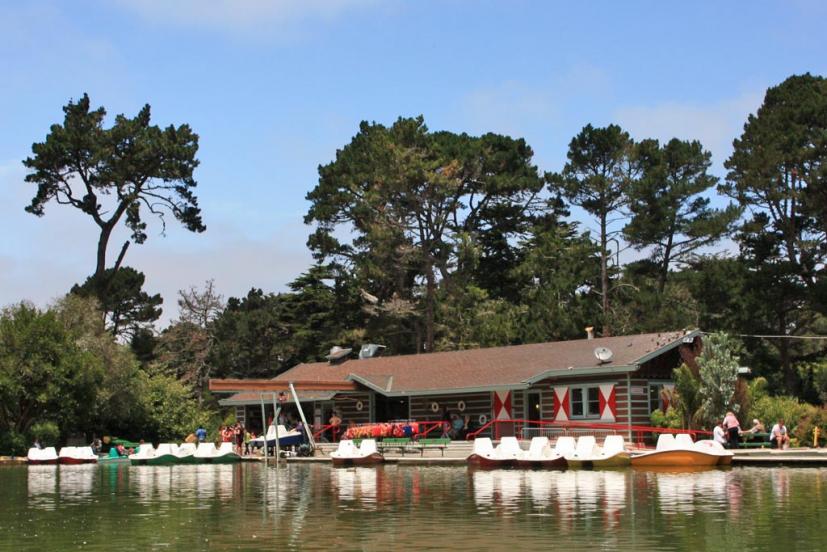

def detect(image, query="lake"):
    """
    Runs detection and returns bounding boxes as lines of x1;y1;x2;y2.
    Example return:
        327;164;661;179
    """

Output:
1;463;825;551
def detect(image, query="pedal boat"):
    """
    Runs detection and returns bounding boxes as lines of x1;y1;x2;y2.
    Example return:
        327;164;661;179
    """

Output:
564;435;631;468
58;446;98;464
27;447;59;465
514;437;567;469
631;434;723;467
330;439;384;466
466;437;522;468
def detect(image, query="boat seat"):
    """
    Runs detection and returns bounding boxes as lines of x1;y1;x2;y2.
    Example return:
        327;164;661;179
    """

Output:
675;434;695;448
656;433;677;451
602;435;625;456
359;439;378;456
554;436;576;457
574;436;597;458
473;438;495;456
497;437;522;459
178;443;196;455
333;440;356;457
195;443;217;457
217;442;235;455
527;437;550;458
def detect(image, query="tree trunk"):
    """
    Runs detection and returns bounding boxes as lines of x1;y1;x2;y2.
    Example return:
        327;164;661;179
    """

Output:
779;314;797;395
424;257;436;352
95;225;114;281
658;237;673;295
600;212;611;336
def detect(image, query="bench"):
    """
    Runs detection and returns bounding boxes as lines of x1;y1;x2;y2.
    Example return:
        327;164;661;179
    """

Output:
415;438;451;457
378;438;412;455
739;432;771;449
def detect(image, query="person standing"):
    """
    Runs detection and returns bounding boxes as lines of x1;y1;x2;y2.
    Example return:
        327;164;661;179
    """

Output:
195;426;207;443
723;411;741;449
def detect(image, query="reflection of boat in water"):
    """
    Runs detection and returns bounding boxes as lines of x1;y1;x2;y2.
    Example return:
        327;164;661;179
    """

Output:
631;434;726;467
58;464;96;502
472;469;523;509
330;439;384;466
466;437;521;468
58;446;98;464
564;436;631;468
515;437;567;469
27;465;57;496
27;447;58;465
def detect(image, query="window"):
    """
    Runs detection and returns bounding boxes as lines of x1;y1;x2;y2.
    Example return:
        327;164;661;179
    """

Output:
570;386;601;419
649;383;666;413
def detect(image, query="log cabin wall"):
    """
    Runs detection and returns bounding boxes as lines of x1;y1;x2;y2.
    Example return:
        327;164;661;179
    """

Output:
409;392;492;428
331;392;372;425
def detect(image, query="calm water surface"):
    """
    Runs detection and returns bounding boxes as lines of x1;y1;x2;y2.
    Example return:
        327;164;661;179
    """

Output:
1;463;825;551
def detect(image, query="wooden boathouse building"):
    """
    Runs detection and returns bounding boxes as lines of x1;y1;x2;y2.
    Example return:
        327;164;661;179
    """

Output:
218;330;702;439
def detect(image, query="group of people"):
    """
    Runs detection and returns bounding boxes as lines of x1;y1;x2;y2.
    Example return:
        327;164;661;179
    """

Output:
442;408;471;440
217;423;254;456
713;412;790;449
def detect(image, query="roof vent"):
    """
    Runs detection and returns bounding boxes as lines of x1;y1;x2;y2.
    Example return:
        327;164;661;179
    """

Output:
326;346;352;363
359;344;386;359
594;346;613;364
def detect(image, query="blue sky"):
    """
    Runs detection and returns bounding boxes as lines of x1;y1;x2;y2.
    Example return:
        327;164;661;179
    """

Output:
2;0;826;324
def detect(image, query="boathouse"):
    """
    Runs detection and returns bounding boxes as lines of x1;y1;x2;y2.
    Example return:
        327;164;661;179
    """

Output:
219;330;702;438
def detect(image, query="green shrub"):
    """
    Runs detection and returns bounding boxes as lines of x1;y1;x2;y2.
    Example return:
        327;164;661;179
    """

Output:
793;407;827;447
749;395;816;434
30;421;60;446
0;430;28;456
650;406;682;429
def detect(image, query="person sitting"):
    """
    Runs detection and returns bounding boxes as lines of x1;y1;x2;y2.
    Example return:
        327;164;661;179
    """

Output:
449;414;465;440
770;419;790;449
742;419;766;438
713;423;727;445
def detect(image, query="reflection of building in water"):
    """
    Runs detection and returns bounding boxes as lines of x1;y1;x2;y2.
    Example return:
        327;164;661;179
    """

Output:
58;465;96;503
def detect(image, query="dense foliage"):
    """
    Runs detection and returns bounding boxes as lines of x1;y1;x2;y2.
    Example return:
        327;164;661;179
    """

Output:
5;74;827;448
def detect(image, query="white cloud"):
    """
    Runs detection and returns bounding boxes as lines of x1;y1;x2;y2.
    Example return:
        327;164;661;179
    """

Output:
614;91;763;172
114;0;377;35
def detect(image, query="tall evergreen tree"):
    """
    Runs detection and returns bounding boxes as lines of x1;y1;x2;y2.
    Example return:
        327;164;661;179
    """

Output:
625;138;739;294
549;124;635;336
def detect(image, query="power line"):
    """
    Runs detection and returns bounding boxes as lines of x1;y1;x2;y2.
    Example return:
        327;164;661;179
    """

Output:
702;332;827;341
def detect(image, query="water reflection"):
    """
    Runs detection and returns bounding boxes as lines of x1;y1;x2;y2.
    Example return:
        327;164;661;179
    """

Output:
6;465;827;551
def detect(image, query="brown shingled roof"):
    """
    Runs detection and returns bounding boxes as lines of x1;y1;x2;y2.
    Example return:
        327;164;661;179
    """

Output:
274;331;694;396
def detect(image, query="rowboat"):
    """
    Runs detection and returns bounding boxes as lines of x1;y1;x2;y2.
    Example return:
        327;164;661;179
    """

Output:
564;435;631;468
330;439;384;466
58;446;98;464
631;434;723;467
194;442;241;464
466;437;522;468
514;437;567;469
27;447;58;465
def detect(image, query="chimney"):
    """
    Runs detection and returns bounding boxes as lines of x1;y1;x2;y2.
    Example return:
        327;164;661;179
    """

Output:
585;326;594;340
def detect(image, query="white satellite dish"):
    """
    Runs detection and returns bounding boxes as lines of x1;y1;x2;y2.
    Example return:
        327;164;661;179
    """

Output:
594;346;613;363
